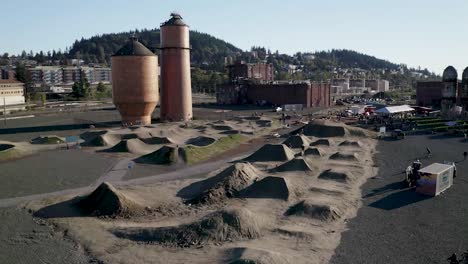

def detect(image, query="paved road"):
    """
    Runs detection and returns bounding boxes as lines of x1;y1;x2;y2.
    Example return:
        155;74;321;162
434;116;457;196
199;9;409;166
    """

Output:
331;135;468;264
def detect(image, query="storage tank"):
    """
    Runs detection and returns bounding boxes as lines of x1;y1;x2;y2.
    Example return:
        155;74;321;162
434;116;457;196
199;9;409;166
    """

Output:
111;36;158;126
160;13;193;122
441;66;458;113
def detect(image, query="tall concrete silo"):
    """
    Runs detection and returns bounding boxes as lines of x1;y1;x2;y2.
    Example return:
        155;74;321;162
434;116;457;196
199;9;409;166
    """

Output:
441;66;458;113
160;13;193;122
460;67;468;109
111;36;158;126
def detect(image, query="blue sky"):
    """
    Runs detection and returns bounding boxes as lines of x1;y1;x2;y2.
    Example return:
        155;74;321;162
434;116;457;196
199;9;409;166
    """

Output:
1;0;467;74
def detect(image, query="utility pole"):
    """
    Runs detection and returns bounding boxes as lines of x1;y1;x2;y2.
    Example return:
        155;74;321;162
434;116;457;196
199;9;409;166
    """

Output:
3;97;6;126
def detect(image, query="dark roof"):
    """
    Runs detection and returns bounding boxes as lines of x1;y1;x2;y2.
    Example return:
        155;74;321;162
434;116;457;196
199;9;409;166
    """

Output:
161;13;188;27
442;66;458;82
113;37;155;57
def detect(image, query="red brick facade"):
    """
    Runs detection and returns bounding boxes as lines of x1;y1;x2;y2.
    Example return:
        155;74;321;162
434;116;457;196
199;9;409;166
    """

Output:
227;62;274;81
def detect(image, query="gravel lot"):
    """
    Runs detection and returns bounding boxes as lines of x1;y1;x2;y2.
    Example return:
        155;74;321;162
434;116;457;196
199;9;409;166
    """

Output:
331;134;468;264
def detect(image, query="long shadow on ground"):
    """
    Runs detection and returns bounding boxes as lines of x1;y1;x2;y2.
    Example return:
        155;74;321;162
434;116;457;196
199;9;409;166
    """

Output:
369;189;431;210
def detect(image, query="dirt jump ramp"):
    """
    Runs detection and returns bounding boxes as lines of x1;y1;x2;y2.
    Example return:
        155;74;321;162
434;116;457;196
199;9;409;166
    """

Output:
112;207;261;247
245;144;295;162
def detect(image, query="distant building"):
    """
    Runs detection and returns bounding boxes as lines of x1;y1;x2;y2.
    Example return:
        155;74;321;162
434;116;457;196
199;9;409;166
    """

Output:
416;81;444;107
28;66;63;86
0;79;25;107
227;61;274;82
416;65;466;109
217;81;331;108
26;66;111;86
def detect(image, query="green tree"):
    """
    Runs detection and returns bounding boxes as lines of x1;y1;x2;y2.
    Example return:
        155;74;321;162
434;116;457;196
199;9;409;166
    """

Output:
72;76;91;99
96;82;106;92
14;63;33;99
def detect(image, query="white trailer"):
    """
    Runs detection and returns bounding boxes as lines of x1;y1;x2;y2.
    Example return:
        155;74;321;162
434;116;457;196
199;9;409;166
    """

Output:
416;163;455;196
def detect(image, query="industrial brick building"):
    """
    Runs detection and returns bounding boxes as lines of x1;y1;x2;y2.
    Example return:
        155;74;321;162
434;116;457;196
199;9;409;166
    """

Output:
416;66;468;111
227;61;274;82
0;72;26;107
217;81;331;108
416;81;444;107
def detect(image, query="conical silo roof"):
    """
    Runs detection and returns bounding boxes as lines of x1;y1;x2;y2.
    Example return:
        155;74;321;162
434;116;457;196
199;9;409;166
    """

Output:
442;66;458;82
113;36;155;57
161;12;188;27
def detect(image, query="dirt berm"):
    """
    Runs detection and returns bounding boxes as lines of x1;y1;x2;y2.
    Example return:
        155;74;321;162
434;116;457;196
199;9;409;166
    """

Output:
271;158;314;173
134;146;184;165
0;143;14;152
285;200;342;222
79;182;145;217
303;121;348;137
31;136;64;144
318;169;354;183
186;162;261;205
238;176;291;200
226;247;292;264
245;144;295;162
310;139;331;147
304;147;322;156
339;140;362;147
329;152;359;161
282;135;311;149
112;207;261;247
186;136;216;147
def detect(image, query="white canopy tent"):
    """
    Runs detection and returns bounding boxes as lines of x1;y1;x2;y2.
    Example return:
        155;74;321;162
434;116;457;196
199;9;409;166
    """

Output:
375;105;415;115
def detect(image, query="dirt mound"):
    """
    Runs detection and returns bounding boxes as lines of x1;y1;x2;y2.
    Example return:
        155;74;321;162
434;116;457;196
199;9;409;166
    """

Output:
339;140;362;147
134;146;183;165
188;162;261;205
79;182;144;217
186;136;216;147
243;116;262;121
256;119;272;127
227;247;292;264
221;130;241;135
0;143;14;152
120;133;140;140
329;152;359;161
239;176;290;200
303;121;348;137
304;147;322;156
245;144;295;162
282;135;311;149
285;200;342;222
310;139;330;147
30;136;64;144
140;137;173;145
100;138;148;153
80;130;108;141
271;158;314;173
113;207;261;247
318;169;353;183
212;124;234;131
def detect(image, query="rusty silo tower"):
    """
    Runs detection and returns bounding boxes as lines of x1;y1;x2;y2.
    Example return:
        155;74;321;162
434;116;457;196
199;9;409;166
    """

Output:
441;66;458;113
160;13;193;122
111;36;159;126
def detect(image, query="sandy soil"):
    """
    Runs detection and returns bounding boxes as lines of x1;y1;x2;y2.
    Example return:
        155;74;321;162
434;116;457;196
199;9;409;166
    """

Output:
0;206;91;264
28;121;379;264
